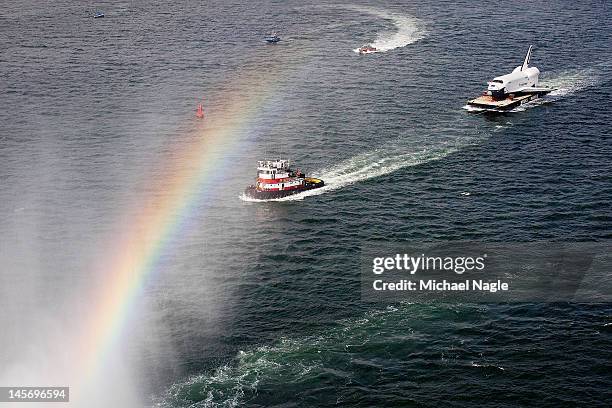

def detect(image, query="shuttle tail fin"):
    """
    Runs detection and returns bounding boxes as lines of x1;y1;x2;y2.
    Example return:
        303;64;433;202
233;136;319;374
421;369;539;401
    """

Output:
521;45;533;71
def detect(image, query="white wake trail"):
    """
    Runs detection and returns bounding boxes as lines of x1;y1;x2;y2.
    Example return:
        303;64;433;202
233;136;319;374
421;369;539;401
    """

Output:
512;68;600;112
348;6;426;53
541;68;599;97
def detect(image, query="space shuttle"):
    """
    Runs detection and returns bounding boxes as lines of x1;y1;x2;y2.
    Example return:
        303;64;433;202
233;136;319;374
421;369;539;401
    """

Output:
486;45;551;100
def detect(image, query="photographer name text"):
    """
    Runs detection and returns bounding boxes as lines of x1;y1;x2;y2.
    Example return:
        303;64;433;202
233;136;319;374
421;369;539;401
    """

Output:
372;279;509;293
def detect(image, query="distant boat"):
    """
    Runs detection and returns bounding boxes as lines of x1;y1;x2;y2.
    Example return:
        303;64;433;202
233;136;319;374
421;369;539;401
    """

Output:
264;33;281;44
358;44;378;55
196;104;204;119
94;12;105;18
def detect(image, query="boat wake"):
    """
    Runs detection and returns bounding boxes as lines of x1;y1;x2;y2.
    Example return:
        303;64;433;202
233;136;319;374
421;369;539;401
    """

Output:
155;303;484;408
511;68;599;112
348;6;426;54
540;68;599;97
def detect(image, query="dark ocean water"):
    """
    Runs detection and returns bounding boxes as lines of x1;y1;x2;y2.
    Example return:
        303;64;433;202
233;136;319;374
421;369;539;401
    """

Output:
1;1;611;407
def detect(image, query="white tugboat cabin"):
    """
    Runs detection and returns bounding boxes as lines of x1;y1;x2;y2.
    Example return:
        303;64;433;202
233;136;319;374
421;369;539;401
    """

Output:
255;159;305;192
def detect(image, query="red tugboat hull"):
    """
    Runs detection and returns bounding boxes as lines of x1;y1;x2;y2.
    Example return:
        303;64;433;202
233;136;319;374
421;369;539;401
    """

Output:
245;178;324;200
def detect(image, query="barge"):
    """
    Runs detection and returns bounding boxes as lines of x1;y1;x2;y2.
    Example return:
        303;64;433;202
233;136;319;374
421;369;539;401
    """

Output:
467;89;552;111
467;45;553;112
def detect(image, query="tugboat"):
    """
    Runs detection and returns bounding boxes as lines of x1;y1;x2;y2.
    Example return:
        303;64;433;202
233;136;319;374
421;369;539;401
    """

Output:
244;159;324;200
264;33;281;44
358;44;378;54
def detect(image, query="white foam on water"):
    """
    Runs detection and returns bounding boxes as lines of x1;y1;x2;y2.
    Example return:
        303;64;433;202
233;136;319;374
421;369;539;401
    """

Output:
471;362;505;371
156;339;325;408
156;302;483;407
348;6;426;54
510;69;599;112
462;104;486;113
157;305;397;407
541;68;599;97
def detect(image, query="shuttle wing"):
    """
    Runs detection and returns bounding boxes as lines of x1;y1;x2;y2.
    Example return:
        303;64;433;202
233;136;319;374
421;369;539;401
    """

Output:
516;86;553;94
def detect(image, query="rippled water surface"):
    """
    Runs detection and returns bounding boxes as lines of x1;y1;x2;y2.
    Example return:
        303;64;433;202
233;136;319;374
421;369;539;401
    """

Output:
1;1;611;407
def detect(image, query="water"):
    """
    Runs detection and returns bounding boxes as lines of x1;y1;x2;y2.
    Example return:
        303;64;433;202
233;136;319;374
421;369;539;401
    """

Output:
1;1;611;407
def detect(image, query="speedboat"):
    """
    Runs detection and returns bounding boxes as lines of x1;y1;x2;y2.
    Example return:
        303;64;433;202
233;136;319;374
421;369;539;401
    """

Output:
94;11;105;18
265;33;281;44
358;44;378;54
244;159;324;200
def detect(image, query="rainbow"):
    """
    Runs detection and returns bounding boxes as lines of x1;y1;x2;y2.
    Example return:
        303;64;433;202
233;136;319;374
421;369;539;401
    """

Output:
73;55;298;399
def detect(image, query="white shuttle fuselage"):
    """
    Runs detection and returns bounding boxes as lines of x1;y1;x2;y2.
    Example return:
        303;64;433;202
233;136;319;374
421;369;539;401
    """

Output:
486;45;541;99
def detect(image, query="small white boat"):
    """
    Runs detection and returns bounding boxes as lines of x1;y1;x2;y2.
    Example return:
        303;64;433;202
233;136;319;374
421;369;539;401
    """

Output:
265;33;281;44
358;44;378;55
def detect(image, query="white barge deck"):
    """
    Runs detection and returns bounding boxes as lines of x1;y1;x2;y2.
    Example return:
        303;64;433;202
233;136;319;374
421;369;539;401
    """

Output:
467;89;552;111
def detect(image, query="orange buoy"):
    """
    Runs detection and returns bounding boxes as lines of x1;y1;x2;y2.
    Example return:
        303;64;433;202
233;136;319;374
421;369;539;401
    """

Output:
196;104;204;119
